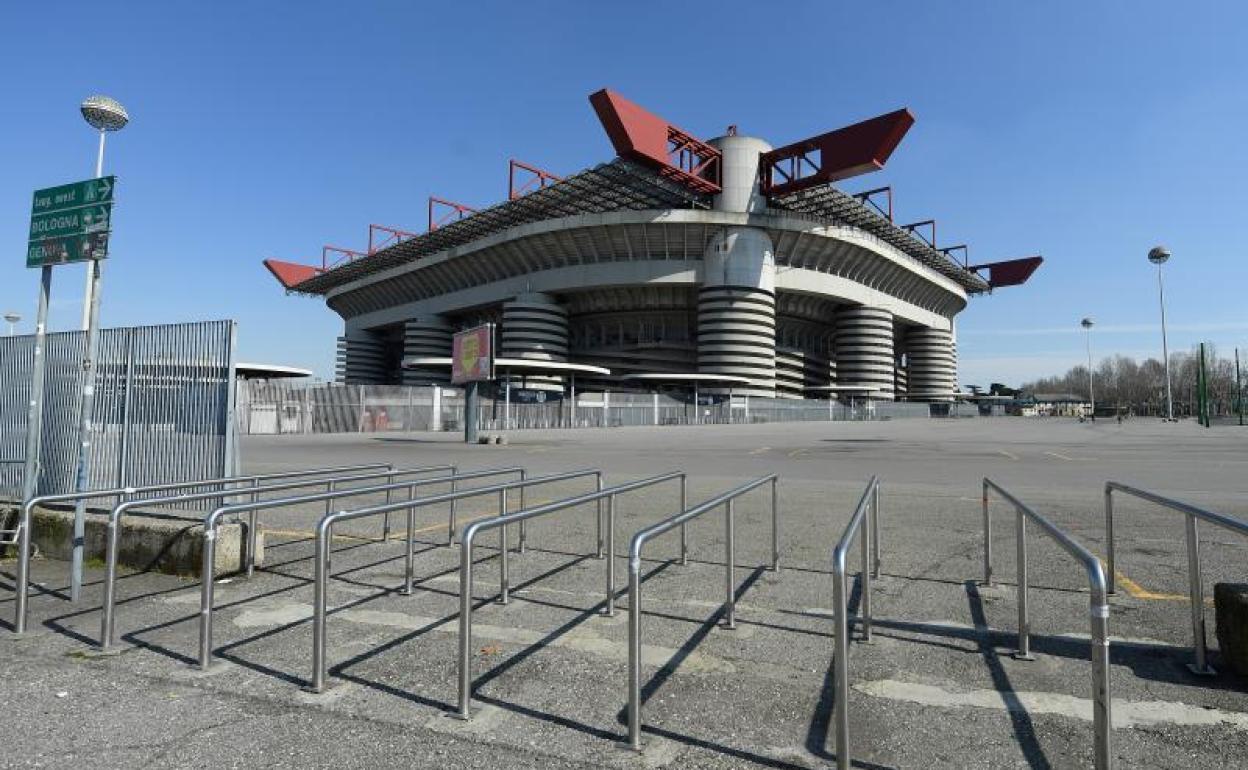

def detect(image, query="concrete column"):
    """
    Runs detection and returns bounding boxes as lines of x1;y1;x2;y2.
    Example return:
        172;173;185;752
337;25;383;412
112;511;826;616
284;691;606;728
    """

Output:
905;326;956;403
698;134;776;397
835;307;895;401
501;292;568;392
401;316;451;385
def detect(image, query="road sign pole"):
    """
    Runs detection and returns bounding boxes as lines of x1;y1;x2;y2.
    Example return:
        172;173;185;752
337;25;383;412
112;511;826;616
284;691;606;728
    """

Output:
20;267;53;504
69;258;104;602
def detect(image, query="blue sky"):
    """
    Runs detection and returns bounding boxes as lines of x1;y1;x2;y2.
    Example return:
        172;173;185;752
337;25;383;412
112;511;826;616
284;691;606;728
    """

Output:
1;1;1245;387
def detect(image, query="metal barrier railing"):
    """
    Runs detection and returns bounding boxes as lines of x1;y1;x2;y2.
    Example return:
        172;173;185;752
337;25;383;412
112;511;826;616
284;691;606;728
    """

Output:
625;473;780;750
97;463;460;650
1104;481;1248;675
310;467;609;693
455;470;688;718
11;462;394;634
983;478;1113;770
194;465;535;670
830;476;880;770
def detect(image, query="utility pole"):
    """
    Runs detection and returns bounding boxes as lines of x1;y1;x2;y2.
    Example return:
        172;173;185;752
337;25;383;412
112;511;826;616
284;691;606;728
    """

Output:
1236;348;1243;426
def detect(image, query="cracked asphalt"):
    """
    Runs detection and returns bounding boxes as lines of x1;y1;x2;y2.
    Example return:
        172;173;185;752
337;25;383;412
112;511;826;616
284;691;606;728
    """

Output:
2;417;1246;768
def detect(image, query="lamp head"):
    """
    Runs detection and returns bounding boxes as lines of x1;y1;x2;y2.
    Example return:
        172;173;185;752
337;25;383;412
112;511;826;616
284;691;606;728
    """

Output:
80;95;129;132
1081;317;1094;329
1147;246;1171;265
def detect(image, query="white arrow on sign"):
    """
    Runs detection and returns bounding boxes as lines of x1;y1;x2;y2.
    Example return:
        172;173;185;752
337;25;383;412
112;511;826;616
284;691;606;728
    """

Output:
96;178;112;200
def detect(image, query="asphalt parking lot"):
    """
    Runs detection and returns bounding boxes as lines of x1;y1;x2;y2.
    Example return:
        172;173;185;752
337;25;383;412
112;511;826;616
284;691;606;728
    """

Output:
2;417;1246;768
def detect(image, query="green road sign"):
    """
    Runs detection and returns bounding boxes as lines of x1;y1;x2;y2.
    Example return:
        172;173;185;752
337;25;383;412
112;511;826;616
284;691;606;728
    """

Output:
29;204;111;240
31;176;114;214
26;232;110;268
26;176;116;267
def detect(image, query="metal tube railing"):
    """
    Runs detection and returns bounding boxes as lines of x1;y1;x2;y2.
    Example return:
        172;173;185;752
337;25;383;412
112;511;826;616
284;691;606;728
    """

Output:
1104;481;1248;675
625;474;780;750
831;476;880;770
97;463;459;650
983;478;1113;770
11;462;393;634
457;471;689;719
195;466;525;670
309;467;605;693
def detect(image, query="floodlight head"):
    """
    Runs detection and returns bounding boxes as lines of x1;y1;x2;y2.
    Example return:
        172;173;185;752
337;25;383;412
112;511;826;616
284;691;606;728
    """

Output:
1081;317;1094;329
1147;245;1170;265
3;312;20;324
81;95;129;132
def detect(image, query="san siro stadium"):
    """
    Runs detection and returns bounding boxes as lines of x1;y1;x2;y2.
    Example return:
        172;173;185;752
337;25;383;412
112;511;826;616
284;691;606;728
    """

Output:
265;89;1040;405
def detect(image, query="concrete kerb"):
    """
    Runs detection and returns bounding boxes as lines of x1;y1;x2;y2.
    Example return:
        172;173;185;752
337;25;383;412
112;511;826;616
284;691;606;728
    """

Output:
12;462;395;636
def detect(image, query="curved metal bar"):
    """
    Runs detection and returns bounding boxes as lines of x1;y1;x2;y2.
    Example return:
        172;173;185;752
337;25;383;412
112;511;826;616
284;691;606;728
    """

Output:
1104;481;1248;675
983;478;1112;770
625;474;779;750
12;462;392;634
96;463;455;650
456;471;688;719
830;476;879;770
310;467;604;693
195;466;536;670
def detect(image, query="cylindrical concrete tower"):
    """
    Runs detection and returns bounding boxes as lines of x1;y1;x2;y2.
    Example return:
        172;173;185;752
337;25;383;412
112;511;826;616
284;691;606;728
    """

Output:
905;325;956;402
698;134;776;396
501;292;569;391
401;316;452;385
336;330;388;384
834;306;896;401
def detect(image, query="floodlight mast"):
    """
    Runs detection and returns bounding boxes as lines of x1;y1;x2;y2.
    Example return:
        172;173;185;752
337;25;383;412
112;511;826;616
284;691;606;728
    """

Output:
1081;317;1095;420
1148;246;1174;421
78;96;129;330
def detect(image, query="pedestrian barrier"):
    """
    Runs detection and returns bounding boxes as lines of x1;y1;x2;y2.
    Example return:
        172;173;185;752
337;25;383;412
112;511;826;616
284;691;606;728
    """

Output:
455;470;689;717
983;478;1113;770
829;476;880;770
11;462;394;634
311;467;611;693
624;473;780;750
195;465;544;670
97;463;462;650
1104;481;1248;675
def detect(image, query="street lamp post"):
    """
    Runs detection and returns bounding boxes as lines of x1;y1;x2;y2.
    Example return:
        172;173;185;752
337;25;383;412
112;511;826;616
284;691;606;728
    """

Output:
1148;246;1174;421
1081;317;1095;420
3;312;19;336
67;95;129;601
79;96;129;330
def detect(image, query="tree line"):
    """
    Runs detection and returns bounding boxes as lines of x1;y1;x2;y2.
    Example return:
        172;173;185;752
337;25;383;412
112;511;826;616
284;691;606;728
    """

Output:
1016;345;1246;417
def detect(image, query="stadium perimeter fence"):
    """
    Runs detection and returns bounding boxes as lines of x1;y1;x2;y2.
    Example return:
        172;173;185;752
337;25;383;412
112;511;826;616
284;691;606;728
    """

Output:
235;381;950;436
0;320;236;503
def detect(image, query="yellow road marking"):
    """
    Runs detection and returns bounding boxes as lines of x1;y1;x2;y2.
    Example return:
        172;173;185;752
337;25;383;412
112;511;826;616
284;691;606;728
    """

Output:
1100;560;1213;605
787;448;807;458
998;450;1019;461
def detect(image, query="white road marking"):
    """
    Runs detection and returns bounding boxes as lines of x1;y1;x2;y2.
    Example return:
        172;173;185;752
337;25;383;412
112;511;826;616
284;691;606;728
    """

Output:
856;679;1248;730
998;450;1019;461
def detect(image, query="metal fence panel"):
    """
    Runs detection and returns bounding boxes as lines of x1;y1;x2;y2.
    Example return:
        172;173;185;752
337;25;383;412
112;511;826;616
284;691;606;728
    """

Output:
0;320;235;501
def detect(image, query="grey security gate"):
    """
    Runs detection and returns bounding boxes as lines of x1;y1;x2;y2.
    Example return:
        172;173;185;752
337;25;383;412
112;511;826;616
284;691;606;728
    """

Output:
0;319;237;500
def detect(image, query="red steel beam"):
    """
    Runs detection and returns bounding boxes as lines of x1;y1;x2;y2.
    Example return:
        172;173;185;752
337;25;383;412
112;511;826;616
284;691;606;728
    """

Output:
368;223;420;254
760;109;915;196
509;159;563;200
428;196;477;231
263;259;322;290
901;219;936;248
589;88;721;195
854;186;893;222
322;245;367;270
968;256;1044;289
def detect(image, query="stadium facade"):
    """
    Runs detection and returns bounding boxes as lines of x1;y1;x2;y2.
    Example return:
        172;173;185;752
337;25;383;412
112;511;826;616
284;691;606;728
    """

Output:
265;90;1040;401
